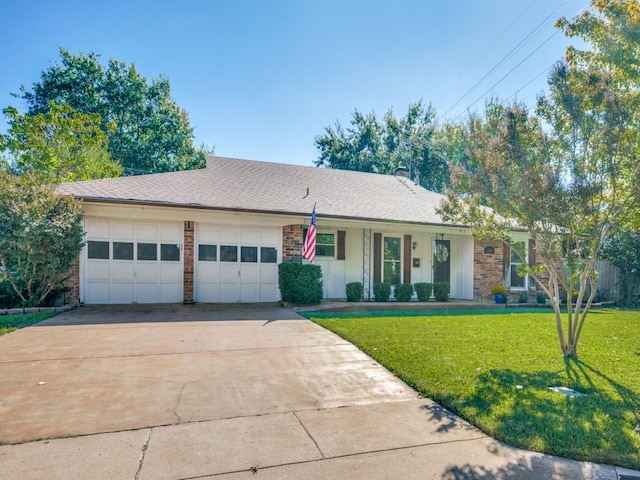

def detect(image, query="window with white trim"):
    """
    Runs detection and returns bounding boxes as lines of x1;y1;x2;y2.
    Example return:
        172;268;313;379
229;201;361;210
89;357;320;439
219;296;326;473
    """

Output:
509;241;527;289
315;232;335;257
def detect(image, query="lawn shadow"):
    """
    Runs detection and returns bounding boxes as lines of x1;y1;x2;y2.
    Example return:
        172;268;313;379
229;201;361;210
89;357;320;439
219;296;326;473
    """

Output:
448;363;640;469
419;402;467;434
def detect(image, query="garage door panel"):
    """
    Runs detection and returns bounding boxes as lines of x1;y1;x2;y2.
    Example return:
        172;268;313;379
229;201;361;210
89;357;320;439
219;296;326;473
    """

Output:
260;284;278;302
86;261;110;281
111;262;135;281
85;282;110;303
110;283;135;303
260;265;278;282
219;284;239;302
197;283;219;302
83;219;182;304
112;222;134;240
240;265;259;283
240;284;259;302
219;264;239;282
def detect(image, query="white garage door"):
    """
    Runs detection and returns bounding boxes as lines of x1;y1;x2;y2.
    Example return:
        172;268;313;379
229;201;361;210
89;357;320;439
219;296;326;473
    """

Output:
83;218;183;304
195;225;280;303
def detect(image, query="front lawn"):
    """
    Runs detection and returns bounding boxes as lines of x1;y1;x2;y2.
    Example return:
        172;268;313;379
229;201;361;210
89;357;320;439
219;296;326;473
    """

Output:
306;308;640;470
0;311;58;336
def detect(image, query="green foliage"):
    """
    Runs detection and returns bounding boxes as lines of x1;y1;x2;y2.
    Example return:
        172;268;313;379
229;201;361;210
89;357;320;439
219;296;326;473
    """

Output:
536;292;547;304
373;282;391;302
490;284;508;295
602;228;640;306
345;281;363;302
414;282;433;301
0;102;121;182
0;173;84;306
312;309;640;469
433;282;450;302
0;311;58;335
393;283;414;302
277;263;323;304
0;278;21;309
518;292;529;303
314;101;451;193
15;48;209;174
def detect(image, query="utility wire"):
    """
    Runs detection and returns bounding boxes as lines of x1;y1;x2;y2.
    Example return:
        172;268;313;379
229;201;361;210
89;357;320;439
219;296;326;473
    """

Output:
441;0;573;119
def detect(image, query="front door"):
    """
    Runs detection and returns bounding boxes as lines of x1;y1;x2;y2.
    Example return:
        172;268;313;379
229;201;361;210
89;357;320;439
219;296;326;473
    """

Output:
433;239;451;283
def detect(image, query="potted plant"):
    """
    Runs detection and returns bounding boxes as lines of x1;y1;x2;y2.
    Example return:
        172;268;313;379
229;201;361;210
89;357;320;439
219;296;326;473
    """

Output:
491;284;507;304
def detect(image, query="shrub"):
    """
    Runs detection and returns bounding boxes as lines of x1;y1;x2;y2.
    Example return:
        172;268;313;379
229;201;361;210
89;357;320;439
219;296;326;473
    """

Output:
518;292;528;303
536;291;547;304
346;282;363;302
373;282;391;302
0;279;21;309
394;283;414;302
434;282;450;302
278;263;323;304
414;282;433;302
490;284;507;295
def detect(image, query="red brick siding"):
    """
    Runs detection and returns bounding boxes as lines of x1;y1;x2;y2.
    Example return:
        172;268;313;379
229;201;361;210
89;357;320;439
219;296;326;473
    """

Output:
183;221;195;303
64;259;80;303
282;225;303;263
473;240;504;301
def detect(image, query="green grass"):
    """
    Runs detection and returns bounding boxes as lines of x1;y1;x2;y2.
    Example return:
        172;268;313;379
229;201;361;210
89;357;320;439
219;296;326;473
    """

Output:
307;308;640;470
0;311;58;336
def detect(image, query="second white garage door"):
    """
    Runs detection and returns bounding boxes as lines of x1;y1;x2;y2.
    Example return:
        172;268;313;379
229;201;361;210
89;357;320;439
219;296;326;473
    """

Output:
195;225;280;303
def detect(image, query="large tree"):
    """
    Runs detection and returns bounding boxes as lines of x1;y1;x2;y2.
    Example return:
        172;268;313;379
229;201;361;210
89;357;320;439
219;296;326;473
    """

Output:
0;172;84;306
14;48;207;174
1;102;121;182
314;102;451;193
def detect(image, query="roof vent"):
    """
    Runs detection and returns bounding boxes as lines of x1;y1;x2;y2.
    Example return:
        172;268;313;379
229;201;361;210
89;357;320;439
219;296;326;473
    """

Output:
394;165;410;179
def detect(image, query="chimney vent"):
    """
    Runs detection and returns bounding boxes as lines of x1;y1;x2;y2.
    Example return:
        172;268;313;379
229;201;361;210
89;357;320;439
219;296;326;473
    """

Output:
393;165;410;179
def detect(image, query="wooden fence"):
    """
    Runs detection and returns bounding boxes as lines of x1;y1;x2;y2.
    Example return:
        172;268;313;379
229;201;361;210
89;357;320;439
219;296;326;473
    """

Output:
595;260;621;302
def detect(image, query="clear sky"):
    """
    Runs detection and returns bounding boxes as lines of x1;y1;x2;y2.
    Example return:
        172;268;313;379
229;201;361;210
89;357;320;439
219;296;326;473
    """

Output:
1;0;588;167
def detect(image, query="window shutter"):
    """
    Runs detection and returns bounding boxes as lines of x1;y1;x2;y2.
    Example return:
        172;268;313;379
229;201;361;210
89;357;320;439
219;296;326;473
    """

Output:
528;239;536;267
337;231;346;260
373;233;382;283
503;242;511;284
403;235;412;284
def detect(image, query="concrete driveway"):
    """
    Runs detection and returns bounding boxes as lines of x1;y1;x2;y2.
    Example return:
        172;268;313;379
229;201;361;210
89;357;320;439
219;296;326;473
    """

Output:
0;304;623;479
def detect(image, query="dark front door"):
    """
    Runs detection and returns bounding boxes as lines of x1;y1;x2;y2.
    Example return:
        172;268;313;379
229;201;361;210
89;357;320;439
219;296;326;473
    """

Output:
433;239;451;283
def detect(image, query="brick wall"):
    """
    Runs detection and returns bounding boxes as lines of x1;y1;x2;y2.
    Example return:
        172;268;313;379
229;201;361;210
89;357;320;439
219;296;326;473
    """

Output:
64;259;80;304
183;221;195;303
473;240;505;301
282;225;303;263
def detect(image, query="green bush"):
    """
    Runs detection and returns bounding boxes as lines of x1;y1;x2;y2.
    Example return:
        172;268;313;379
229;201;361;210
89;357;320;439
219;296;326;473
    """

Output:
414;282;433;302
393;283;414;302
346;282;363;302
518;292;528;303
278;263;323;304
536;291;547;304
373;282;391;302
0;279;21;309
434;282;450;302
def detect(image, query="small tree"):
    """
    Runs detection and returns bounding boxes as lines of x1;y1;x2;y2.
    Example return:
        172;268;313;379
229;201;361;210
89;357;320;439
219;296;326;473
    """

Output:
0;173;84;306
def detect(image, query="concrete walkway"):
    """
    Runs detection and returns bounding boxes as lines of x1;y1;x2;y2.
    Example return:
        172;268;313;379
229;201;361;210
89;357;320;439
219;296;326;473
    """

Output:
0;304;634;479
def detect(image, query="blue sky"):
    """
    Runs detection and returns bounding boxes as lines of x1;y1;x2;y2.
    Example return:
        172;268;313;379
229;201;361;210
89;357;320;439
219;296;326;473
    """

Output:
1;0;588;166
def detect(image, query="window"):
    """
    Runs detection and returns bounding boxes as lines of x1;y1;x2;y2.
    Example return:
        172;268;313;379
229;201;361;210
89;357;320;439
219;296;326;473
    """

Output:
383;237;401;284
220;245;238;262
113;242;134;260
261;247;277;263
87;241;109;259
161;244;180;261
241;246;258;263
199;244;217;261
509;241;527;289
316;233;335;257
137;243;157;261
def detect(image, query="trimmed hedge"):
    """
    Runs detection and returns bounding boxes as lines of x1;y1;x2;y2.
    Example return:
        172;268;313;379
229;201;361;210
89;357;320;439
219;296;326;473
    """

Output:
394;283;414;302
373;282;391;302
414;282;433;302
278;263;323;304
346;282;363;302
434;282;450;302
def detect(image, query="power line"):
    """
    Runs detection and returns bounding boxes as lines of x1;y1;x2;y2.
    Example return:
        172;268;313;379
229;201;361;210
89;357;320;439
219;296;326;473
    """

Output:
441;0;573;119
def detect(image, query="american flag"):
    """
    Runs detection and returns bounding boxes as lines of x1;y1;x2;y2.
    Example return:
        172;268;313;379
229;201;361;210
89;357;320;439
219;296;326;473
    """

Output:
302;205;316;263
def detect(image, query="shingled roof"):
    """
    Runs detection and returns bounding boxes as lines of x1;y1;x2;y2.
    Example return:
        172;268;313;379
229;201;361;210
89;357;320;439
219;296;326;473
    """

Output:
58;156;452;226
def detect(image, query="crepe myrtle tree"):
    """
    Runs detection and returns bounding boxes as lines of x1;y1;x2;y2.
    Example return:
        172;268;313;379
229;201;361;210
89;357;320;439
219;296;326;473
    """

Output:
439;64;640;357
0;173;84;307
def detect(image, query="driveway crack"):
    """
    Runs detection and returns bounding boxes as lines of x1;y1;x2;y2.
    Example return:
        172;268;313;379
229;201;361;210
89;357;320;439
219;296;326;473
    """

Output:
293;411;326;459
174;383;186;424
135;428;152;480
